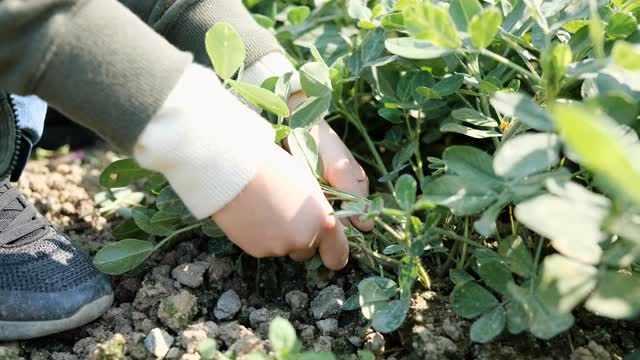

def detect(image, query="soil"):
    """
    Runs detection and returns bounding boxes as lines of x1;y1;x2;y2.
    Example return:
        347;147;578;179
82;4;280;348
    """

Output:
0;146;638;360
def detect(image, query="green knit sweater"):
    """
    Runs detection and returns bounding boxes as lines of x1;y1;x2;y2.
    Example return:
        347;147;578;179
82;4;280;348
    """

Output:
0;0;281;151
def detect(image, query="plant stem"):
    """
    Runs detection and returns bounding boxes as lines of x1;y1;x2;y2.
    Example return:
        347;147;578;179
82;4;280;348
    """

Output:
338;106;395;195
349;241;402;266
478;49;542;85
530;235;545;293
375;218;405;241
458;217;470;269
156;222;206;250
432;228;483;248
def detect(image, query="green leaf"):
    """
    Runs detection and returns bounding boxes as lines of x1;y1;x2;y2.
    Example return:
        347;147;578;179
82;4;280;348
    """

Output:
392;142;417;168
493;133;561;179
208;237;232;255
289;128;323;178
132;208;173;236
553;102;640;206
202;219;226;238
371;298;411;333
505;299;528;334
443;145;500;185
541;43;572;84
300;62;333;97
507;283;574;340
253;14;275;28
470;305;505;343
612;41;640;71
269;317;297;355
273;124;291;143
536;254;598;313
358;277;399;320
606;12;637;39
93;239;155;275
440;123;502;138
289;95;331;129
404;1;462;48
415;86;442;100
381;13;405;29
228;80;289;117
451;281;499;319
100;159;151;188
449;0;482;31
451;108;499;128
433;74;465;96
205;23;246;81
197;338;217;360
585;271;640;319
476;258;513;296
490;92;554;132
156;187;188;216
112;218;146;240
384;38;453;59
515;181;610;264
498;236;534;278
419;175;496;215
343;294;361;311
288;6;310;26
469;8;503;49
395;174;417;212
378;108;404;124
450;269;474;285
150;211;181;224
143;173;168;195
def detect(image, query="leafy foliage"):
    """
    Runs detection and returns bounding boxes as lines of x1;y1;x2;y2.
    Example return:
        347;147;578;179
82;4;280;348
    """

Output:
96;0;640;348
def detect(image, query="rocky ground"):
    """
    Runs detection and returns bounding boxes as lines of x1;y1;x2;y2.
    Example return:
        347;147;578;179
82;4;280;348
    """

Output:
0;147;638;360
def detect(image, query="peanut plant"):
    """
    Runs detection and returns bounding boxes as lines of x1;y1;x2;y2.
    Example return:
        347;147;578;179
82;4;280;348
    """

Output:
95;0;640;345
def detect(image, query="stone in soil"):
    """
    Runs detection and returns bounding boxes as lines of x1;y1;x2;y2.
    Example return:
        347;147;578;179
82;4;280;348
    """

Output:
310;285;344;320
316;318;338;336
144;328;174;358
214;289;242;320
88;333;127;360
207;256;234;285
218;322;255;347
412;325;459;360
228;335;265;357
571;341;612;360
364;332;385;356
180;322;220;354
172;262;209;288
285;290;309;309
158;290;199;332
313;336;334;352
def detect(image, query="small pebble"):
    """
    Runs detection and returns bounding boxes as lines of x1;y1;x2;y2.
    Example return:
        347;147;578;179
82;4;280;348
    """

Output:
214;289;242;320
144;328;174;358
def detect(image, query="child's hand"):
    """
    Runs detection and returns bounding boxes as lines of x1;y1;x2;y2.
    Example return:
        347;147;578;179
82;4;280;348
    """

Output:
211;144;349;270
287;91;375;232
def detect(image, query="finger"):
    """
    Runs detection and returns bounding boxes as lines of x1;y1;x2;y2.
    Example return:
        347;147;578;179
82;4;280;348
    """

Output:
311;123;374;232
289;247;317;262
317;217;349;271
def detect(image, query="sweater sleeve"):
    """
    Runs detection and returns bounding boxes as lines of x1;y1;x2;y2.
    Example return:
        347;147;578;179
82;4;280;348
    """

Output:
0;0;192;152
118;0;283;68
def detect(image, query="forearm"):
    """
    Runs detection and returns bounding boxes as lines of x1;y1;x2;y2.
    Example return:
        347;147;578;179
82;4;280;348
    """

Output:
0;0;191;151
118;0;282;68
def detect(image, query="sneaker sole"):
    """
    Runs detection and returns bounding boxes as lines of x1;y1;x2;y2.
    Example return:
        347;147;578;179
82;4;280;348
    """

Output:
0;293;114;341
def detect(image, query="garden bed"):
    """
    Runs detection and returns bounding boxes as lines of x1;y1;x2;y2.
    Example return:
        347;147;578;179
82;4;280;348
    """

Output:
1;148;637;360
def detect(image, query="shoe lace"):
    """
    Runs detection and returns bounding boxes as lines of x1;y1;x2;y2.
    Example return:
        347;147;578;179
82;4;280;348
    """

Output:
0;180;49;246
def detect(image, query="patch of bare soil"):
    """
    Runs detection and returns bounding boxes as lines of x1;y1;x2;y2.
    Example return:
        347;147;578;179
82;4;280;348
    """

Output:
0;147;637;360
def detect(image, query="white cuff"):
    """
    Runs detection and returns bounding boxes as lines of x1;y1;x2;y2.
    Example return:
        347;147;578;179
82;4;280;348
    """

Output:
134;64;275;219
243;52;302;93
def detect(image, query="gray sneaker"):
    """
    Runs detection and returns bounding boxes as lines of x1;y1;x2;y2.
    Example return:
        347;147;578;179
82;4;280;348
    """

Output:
0;179;113;341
